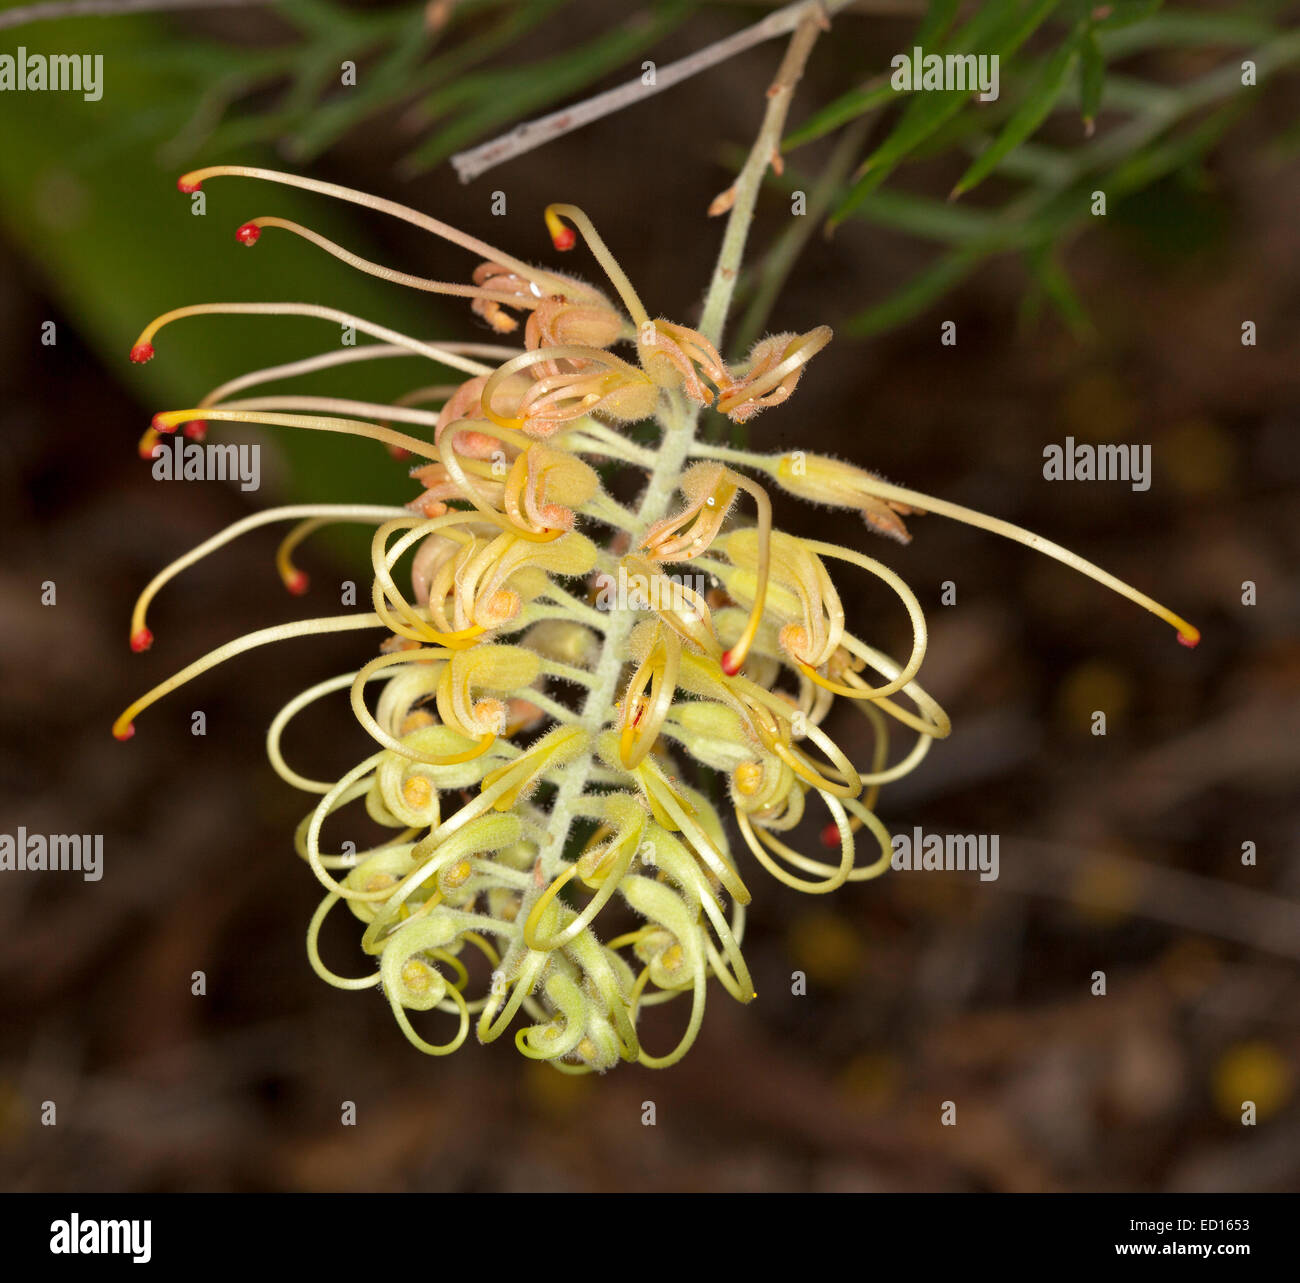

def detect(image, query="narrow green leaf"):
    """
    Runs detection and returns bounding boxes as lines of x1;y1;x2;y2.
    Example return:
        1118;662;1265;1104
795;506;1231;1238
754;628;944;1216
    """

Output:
952;28;1083;197
1024;243;1093;338
1103;100;1242;200
783;78;895;153
1079;30;1104;133
913;0;965;48
859;0;1030;175
846;189;1002;243
784;0;963;150
1097;10;1275;57
289;12;433;160
402;3;693;173
406;0;569;96
1093;0;1164;31
830;0;1063;227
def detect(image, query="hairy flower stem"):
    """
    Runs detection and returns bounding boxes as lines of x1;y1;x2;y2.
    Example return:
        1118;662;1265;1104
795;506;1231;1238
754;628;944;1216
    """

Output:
537;14;827;877
698;4;827;348
538;391;695;877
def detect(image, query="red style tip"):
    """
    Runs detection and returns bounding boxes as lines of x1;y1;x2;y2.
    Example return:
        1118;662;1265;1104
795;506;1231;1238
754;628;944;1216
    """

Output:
177;175;201;193
235;222;261;246
1177;630;1200;649
151;413;177;435
386;444;412;462
285;570;310;596
820;821;841;849
139;438;160;460
182;420;208;441
129;343;155;364
113;723;135;741
551;226;576;252
720;650;742;676
130;628;154;654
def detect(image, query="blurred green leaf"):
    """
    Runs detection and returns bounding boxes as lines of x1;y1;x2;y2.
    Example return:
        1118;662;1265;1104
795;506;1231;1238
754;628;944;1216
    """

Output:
830;0;1063;227
1097;10;1275;54
287;9;434;160
1079;29;1104;131
400;1;695;174
784;0;963;151
0;14;485;526
841;188;1001;243
405;0;569;97
1023;241;1093;337
1093;0;1164;31
842;85;1252;338
952;23;1085;198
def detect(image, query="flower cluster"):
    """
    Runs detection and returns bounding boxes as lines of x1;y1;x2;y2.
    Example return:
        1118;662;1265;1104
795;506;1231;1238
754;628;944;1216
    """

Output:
118;167;1198;1070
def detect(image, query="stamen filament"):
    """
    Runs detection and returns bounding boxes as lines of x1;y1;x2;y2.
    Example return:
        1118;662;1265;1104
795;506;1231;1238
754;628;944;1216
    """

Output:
131;303;492;380
218;395;444;430
692;443;1200;647
543;203;649;329
197;342;522;409
176;165;570;293
153;407;438;462
238;217;548;312
854;476;1201;647
129;504;405;646
114;611;391;740
720;474;773;675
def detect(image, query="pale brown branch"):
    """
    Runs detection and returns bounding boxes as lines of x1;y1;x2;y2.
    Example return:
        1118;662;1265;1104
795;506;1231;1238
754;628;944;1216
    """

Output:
449;0;854;185
0;0;260;31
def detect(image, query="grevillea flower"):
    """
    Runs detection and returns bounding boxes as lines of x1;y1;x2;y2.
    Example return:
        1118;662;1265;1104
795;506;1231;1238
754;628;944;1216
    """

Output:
117;166;1199;1071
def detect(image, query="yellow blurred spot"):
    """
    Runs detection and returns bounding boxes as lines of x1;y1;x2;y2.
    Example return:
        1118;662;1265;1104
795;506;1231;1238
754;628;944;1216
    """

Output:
1058;659;1132;732
1162;418;1235;496
838;1051;901;1113
787;909;864;986
1061;370;1137;443
1212;1041;1293;1122
1071;850;1141;926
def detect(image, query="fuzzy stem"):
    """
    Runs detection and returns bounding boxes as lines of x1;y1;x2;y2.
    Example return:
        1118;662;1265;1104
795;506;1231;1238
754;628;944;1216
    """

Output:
533;14;826;876
697;4;827;348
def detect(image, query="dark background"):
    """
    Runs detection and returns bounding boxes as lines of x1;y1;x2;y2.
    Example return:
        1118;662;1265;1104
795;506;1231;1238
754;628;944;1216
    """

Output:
1;0;1298;1191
